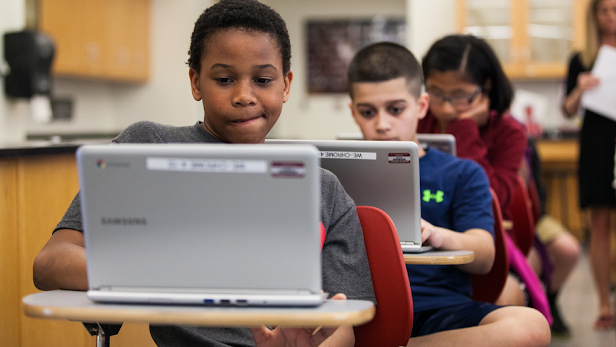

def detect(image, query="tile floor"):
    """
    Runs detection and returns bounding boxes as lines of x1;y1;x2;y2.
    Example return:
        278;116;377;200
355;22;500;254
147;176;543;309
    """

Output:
549;249;616;347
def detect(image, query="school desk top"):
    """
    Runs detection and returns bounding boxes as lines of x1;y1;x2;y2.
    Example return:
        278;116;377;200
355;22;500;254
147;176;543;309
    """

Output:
22;290;375;327
403;250;474;265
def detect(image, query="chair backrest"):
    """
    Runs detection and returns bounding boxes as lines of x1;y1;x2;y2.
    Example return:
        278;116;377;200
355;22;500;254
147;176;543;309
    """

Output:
507;175;535;256
527;178;542;225
353;206;413;347
471;189;510;303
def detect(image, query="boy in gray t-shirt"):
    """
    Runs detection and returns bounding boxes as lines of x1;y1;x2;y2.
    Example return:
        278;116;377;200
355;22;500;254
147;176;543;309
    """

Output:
33;1;375;346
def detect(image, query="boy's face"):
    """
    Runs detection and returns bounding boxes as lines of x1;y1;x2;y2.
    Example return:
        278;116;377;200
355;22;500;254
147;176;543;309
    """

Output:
189;29;293;144
349;77;429;143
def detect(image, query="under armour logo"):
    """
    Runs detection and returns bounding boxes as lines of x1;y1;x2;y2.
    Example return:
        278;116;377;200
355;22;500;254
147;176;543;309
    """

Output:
422;190;444;203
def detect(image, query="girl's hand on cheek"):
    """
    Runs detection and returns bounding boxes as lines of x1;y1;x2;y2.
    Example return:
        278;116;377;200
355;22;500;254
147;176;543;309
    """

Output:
458;94;490;126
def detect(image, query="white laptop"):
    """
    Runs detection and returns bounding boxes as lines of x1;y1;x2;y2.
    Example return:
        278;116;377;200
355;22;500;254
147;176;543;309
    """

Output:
77;143;325;306
267;140;431;253
416;134;457;156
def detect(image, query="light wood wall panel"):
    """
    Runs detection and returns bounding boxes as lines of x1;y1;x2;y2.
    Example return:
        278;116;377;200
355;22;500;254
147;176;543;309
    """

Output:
0;160;20;346
6;153;157;347
16;154;89;347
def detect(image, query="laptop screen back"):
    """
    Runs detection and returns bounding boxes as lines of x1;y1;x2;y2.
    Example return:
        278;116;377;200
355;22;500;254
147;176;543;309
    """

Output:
77;144;322;297
267;140;421;247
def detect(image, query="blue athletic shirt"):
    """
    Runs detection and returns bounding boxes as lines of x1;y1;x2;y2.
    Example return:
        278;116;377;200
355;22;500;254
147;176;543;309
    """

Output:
409;148;494;312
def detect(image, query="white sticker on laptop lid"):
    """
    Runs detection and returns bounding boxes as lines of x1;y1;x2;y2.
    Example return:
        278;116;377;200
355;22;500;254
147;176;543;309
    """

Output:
271;162;306;178
147;158;267;173
388;153;411;163
320;151;376;160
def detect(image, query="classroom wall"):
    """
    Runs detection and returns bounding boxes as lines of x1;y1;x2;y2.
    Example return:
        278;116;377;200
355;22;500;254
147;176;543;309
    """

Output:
3;0;213;141
512;80;569;130
0;0;569;143
263;0;407;140
0;0;28;143
407;0;457;59
268;0;568;141
27;0;214;137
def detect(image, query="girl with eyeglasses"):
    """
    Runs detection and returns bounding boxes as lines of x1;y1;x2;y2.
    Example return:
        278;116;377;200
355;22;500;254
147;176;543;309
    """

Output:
418;34;526;217
417;35;557;320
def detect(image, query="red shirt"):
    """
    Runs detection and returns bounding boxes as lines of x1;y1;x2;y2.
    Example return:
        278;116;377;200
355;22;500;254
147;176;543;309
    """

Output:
418;111;527;216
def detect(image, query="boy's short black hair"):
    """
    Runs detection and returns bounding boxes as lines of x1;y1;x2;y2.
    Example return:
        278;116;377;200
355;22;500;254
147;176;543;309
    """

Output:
422;35;513;117
188;0;291;74
347;42;423;99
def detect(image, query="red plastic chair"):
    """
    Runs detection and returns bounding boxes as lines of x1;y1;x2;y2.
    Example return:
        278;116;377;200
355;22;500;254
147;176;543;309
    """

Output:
507;176;535;256
527;178;542;226
471;189;510;303
353;206;413;347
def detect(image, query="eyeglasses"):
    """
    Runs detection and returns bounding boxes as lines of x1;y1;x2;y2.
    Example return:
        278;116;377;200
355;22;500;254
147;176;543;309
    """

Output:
427;86;483;108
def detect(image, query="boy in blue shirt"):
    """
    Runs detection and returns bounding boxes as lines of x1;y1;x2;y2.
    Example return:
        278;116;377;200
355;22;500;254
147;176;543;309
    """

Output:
33;1;375;346
347;42;550;346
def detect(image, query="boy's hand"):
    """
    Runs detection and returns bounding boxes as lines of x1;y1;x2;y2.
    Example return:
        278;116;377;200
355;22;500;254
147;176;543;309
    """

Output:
457;93;490;127
251;293;348;347
577;72;600;92
421;219;444;248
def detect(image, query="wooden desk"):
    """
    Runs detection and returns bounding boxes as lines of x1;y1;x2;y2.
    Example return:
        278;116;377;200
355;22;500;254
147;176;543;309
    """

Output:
536;139;579;171
23;290;375;327
536;139;585;239
403;250;474;265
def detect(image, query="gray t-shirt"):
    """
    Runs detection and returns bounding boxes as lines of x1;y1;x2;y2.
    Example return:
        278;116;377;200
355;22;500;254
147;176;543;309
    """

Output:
55;121;376;347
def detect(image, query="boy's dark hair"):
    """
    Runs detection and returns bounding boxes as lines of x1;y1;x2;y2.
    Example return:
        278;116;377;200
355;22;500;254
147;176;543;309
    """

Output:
347;42;423;99
422;35;513;117
188;0;291;74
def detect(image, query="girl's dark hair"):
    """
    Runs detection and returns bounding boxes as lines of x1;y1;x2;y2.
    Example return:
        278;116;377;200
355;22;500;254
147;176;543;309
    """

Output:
422;35;513;117
188;0;291;74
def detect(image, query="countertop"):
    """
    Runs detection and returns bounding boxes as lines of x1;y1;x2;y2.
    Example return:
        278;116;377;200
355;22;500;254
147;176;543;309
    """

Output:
0;139;112;159
1;136;580;160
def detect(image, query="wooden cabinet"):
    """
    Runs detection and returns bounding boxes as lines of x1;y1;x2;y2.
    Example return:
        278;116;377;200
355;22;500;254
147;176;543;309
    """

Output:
0;153;156;347
39;0;150;82
0;160;20;346
457;0;590;79
536;140;585;237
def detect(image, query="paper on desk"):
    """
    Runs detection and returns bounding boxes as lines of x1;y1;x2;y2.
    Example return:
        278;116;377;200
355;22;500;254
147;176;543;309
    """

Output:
581;45;616;121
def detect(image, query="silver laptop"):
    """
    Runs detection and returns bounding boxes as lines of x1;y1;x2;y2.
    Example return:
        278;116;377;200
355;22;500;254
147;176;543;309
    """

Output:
267;140;431;253
77;143;324;306
416;134;457;156
337;133;457;156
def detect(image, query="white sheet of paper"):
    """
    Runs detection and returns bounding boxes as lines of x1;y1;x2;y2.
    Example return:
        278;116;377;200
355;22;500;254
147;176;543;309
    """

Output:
581;45;616;121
